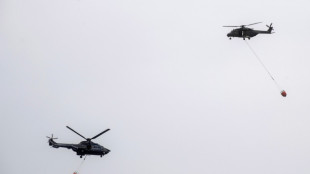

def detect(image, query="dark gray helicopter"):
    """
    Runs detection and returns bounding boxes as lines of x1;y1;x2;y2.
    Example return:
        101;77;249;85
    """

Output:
223;22;273;40
47;126;110;158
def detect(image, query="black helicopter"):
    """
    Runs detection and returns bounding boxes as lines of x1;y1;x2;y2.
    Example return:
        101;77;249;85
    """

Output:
47;126;110;158
223;22;273;40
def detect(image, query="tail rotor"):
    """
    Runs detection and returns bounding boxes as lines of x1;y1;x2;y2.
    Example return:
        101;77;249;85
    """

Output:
266;23;274;33
47;134;58;146
46;134;58;140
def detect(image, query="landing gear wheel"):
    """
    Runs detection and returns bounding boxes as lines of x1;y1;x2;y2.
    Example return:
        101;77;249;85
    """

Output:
229;37;231;40
80;155;83;158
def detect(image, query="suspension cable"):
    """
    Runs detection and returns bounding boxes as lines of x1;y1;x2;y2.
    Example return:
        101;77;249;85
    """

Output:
74;156;87;174
244;40;286;97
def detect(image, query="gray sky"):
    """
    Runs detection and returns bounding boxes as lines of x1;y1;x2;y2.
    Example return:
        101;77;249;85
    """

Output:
1;0;310;174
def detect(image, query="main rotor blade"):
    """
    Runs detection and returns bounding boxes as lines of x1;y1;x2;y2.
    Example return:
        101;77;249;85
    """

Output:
245;22;262;26
91;129;110;140
66;126;87;140
223;25;239;27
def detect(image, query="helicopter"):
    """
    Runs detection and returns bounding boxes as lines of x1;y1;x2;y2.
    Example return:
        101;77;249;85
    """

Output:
47;126;110;158
223;22;273;40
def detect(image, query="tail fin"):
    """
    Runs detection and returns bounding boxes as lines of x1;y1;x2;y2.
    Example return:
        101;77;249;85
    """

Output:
266;23;273;33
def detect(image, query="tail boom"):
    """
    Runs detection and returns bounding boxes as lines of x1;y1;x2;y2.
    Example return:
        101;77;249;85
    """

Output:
255;23;273;34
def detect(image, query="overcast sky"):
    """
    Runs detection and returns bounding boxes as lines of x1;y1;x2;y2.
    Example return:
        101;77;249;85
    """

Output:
1;0;310;174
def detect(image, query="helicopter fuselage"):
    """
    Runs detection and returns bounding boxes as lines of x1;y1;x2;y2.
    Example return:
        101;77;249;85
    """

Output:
48;138;110;158
227;28;271;40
